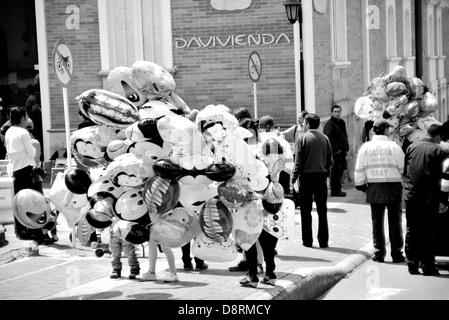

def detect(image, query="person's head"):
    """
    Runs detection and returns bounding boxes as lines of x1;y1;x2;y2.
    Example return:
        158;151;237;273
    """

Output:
298;110;309;125
372;119;392;136
304;113;320;130
258;115;275;131
25;118;34;135
427;123;443;143
331;105;342;119
9;107;28;126
233;107;252;121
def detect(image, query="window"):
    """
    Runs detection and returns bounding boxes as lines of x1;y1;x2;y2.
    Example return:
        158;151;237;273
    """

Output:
386;1;397;58
330;0;349;65
98;0;172;73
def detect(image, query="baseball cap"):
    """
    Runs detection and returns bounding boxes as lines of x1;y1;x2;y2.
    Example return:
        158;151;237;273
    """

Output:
259;115;275;129
372;119;392;133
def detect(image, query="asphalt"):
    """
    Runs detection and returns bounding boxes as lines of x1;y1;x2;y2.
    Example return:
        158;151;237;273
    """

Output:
0;180;386;301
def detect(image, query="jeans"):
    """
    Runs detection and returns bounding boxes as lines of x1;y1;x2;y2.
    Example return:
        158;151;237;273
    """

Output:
299;173;329;246
245;230;276;278
110;235;140;273
370;202;404;259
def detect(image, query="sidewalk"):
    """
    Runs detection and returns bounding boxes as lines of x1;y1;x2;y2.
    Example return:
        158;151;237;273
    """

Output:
0;182;377;300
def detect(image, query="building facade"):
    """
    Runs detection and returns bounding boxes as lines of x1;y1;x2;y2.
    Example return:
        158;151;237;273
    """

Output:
1;0;449;170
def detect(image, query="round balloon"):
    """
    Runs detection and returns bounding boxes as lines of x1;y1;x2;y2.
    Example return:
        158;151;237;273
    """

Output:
64;168;92;194
205;158;236;182
106;153;154;187
191;232;238;262
262;181;284;214
179;184;218;213
114;220;150;244
231;200;264;251
115;188;151;225
354;96;374;120
217;179;254;210
138;99;179;119
85;208;113;228
13;189;52;229
199;198;233;243
107;66;147;107
263;198;296;242
142;176;180;215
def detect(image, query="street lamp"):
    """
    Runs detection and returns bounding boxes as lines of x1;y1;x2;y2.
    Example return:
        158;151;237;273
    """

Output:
283;0;305;112
283;0;302;24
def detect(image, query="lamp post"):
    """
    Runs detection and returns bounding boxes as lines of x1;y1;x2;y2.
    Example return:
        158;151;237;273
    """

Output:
283;0;305;113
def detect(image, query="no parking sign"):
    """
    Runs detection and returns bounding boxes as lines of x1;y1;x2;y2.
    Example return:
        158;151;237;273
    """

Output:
52;39;74;87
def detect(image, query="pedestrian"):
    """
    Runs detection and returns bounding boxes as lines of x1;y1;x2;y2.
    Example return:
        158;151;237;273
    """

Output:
291;113;334;248
403;124;448;276
281;110;309;207
181;242;209;271
24;84;43;162
233;107;261;145
139;239;179;282
109;217;140;279
354;119;406;263
324;105;349;197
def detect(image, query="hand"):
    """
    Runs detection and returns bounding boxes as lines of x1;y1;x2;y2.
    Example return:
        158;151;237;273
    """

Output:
355;184;368;193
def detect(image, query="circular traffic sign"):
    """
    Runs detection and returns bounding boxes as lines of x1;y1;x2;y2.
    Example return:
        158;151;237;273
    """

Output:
248;51;262;83
52;39;74;87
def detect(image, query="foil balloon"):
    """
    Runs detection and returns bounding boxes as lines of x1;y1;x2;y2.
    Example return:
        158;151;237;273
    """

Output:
107;66;147;108
76;217;96;246
368;76;388;101
153;158;183;180
178;154;214;188
199;198;233;243
13;189;52;229
156;113;195;147
70;125;122;168
142;176;181;215
354;96;374;120
88;193;116;222
263;198;295;242
387;65;407;82
217;179;254;210
106;153;154;187
150;207;202;248
416;116;441;133
231;200;264;251
420;92;439;116
410;77;424;99
191;232;238;262
179;183;218;213
64;168;92;194
261;137;286;179
205;158;236;182
87;174;127;202
138;99;180;119
407;128;427;144
131;60;177;100
85;208;113;228
49;172;89;228
195;105;239;140
403;101;420;118
262;181;284;214
125;118;160;142
385;82;408;98
115;188;151;225
76;88;140;130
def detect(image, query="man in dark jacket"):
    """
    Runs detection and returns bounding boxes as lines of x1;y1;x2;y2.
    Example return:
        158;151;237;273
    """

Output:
324;105;349;197
404;124;449;276
291;113;334;248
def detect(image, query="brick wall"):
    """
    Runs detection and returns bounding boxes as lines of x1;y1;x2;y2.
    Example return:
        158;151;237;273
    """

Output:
46;0;102;131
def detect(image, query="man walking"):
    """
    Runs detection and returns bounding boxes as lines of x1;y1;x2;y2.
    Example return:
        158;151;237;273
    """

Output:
324;105;349;197
291;113;333;248
403;124;448;275
354;119;406;263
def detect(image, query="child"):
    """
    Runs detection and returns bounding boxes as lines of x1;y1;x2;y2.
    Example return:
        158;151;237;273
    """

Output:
109;218;140;279
139;239;178;282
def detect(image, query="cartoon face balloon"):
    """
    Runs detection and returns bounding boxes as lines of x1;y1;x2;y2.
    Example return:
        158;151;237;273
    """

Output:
217;179;254;210
199;198;233;243
179;184;218;213
113;219;150;244
354;96;374;120
231;200;264;251
139;99;179;119
115;188;151;225
13;189;52;229
191;232;238;262
106;153;154;187
142;176;181;215
149;207;201;248
263;198;295;242
262;181;284;214
107;66;147;107
178;154;214;188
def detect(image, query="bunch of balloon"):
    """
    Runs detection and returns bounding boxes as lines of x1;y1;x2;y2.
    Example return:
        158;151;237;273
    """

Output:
354;65;441;148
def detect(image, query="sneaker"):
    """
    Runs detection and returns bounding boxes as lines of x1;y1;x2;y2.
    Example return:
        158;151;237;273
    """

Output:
139;271;157;281
129;270;139;280
422;266;440;276
229;261;247;272
162;272;179;283
239;275;259;288
372;256;385;263
195;263;209;271
110;270;121;279
408;262;420;275
184;264;194;271
257;264;264;275
260;274;276;286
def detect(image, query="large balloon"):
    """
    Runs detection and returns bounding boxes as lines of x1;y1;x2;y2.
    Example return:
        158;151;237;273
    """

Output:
205;158;236;182
263;198;295;242
150;207;201;248
106;153;154;187
199;198;233;243
64;168;92;194
191;232;238;262
178;184;218;213
231;200;264;251
115;188;151;225
217;179;254;210
178;154;214;188
262;181;284;214
107;66;147;108
13;189;52;229
354;96;374;120
112;219;150;245
142;176;180;215
153;158;183;180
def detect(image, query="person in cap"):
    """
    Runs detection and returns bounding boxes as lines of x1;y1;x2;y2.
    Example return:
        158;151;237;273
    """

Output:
355;118;406;264
403;123;449;275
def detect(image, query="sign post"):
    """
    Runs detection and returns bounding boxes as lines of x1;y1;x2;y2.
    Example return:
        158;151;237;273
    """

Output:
248;51;262;119
52;39;76;247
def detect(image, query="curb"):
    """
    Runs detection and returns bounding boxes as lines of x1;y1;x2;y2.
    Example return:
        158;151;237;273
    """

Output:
243;241;375;300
